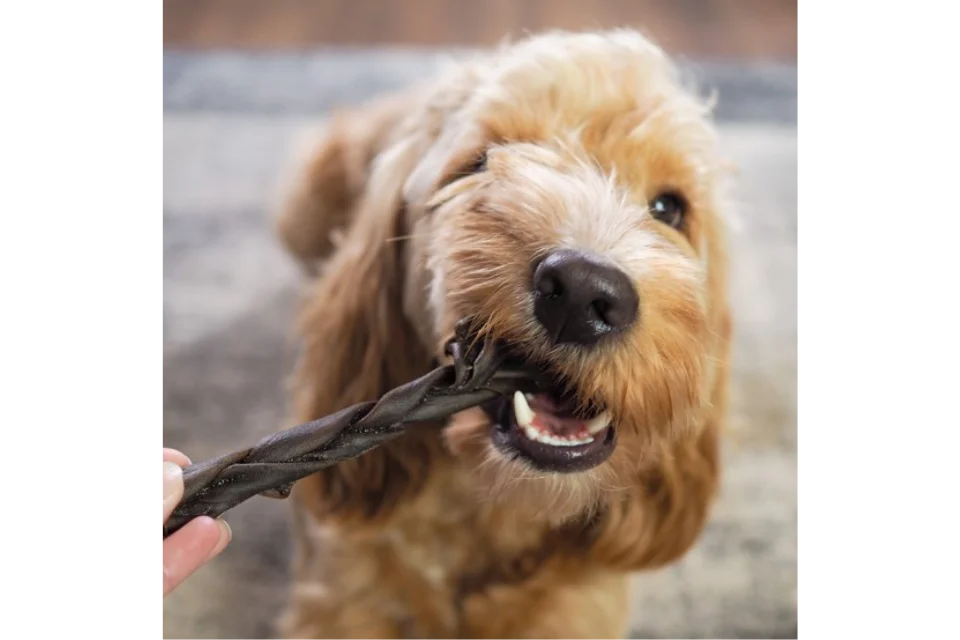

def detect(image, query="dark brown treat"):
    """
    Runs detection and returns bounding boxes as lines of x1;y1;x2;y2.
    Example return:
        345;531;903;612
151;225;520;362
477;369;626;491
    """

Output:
163;321;538;539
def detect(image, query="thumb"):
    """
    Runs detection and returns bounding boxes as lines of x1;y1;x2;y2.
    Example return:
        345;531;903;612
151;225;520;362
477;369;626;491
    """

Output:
163;461;184;523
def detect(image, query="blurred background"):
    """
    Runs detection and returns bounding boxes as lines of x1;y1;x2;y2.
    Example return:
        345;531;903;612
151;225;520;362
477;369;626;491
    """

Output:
164;0;796;59
164;1;797;638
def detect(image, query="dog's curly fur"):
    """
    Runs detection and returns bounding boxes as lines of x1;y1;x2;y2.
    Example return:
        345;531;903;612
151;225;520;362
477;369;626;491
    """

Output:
274;29;733;639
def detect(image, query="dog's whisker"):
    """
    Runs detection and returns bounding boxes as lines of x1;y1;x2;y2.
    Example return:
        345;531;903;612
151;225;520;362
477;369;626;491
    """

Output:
383;233;430;244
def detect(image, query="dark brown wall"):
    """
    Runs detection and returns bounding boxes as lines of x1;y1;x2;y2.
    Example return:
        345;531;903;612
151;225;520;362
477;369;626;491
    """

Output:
163;0;797;61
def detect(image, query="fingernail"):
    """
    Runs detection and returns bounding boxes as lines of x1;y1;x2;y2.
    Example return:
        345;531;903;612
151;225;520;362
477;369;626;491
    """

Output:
218;519;232;543
207;519;232;560
163;461;183;499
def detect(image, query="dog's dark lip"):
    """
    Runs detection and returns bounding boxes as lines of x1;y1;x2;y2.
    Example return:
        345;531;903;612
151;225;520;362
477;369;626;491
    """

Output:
478;346;617;473
485;395;616;473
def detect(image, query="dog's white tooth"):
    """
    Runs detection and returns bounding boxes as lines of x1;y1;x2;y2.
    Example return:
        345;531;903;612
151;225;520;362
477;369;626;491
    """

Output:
585;410;612;434
523;424;540;442
513;391;535;428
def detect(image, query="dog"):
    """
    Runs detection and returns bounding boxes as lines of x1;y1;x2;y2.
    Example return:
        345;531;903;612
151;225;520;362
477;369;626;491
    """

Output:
274;29;733;639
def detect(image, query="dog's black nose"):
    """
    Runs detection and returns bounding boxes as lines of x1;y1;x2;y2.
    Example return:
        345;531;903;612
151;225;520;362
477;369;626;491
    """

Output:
532;249;639;346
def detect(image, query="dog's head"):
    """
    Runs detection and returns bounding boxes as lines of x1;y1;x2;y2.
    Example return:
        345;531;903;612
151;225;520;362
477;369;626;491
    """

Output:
286;30;731;532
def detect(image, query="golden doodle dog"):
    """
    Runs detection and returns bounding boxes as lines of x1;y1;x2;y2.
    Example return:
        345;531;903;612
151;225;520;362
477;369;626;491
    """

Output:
275;29;733;639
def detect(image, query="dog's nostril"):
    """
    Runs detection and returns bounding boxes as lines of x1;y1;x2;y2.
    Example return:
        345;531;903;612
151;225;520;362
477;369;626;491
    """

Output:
536;273;563;298
594;296;635;329
532;249;639;347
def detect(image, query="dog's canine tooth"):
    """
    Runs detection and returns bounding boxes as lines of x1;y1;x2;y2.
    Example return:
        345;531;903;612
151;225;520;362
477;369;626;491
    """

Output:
585;410;612;434
513;391;535;428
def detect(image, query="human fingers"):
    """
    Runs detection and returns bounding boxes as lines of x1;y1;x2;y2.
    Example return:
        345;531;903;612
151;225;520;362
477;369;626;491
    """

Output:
160;462;183;525
162;516;231;596
160;447;192;467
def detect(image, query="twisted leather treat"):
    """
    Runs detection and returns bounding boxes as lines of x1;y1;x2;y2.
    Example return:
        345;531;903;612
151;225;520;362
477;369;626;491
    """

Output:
163;321;538;538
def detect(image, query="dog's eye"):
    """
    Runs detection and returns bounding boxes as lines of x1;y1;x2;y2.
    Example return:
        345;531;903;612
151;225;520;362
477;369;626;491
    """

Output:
438;151;488;191
460;151;488;176
650;192;687;229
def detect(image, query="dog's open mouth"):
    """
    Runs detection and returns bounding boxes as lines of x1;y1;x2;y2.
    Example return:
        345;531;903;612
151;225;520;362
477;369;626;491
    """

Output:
481;352;617;473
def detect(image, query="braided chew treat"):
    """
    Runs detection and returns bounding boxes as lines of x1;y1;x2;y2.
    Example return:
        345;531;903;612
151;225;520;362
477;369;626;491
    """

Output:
163;321;538;538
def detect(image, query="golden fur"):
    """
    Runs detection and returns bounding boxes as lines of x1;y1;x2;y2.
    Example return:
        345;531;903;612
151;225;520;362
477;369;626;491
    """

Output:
274;29;733;638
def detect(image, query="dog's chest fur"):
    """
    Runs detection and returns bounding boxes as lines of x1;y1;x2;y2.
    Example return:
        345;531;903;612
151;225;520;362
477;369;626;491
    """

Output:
288;459;622;637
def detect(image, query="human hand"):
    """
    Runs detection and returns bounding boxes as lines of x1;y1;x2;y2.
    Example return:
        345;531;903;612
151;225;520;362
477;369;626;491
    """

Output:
163;448;231;596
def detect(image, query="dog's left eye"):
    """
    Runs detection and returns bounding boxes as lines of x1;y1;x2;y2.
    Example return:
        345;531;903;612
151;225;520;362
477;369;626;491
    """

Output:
439;151;489;191
650;192;687;229
459;151;488;177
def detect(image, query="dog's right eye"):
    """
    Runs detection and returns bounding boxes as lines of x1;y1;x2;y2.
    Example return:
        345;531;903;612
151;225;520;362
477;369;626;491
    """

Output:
650;192;687;230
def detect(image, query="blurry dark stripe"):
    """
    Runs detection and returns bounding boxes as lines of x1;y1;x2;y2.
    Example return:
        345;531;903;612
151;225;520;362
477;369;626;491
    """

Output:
163;50;796;125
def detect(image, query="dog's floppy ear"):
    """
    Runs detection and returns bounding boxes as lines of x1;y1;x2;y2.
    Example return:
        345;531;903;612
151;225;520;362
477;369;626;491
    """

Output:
286;123;440;522
585;428;720;571
283;70;486;521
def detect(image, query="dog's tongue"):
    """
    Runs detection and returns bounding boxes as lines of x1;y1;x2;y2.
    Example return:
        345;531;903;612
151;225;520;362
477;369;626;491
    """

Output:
527;393;586;436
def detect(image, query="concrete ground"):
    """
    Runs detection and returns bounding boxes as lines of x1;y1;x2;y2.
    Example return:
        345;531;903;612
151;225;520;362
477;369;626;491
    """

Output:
163;50;797;638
